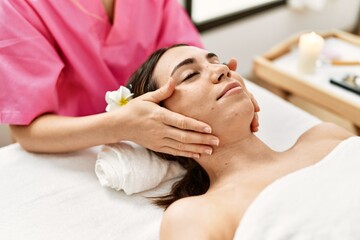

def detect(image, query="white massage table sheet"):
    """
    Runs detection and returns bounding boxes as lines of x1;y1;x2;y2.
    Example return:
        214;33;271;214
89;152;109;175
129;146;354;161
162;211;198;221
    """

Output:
0;81;321;239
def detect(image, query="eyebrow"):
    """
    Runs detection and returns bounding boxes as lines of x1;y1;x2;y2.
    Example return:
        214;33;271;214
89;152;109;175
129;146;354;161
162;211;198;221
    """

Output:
170;52;218;77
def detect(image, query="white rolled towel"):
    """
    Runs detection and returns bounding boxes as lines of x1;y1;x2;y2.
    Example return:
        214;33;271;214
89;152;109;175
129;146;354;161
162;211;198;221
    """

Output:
95;141;186;195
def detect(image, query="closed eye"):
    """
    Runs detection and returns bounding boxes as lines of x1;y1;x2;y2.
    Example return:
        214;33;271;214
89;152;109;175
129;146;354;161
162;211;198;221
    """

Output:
183;72;199;82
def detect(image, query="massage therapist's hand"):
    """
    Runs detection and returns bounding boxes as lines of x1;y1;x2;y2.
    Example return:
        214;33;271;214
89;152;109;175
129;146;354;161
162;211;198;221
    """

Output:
226;58;260;132
119;79;219;158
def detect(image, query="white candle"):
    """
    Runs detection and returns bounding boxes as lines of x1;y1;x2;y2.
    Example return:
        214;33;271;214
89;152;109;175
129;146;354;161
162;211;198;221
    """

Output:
298;32;324;74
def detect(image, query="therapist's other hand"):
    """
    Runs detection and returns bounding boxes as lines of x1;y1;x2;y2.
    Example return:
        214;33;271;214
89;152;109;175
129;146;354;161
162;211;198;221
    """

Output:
226;58;260;132
121;78;219;158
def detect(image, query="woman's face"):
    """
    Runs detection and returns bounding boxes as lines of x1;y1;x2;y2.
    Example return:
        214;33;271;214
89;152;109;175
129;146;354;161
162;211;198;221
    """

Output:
153;46;254;141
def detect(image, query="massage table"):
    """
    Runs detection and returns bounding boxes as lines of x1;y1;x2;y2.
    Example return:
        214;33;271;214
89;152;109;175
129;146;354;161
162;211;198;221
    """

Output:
0;80;321;239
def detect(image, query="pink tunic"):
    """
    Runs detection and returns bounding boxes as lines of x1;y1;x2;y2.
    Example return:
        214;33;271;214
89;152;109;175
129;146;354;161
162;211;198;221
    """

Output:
0;0;202;125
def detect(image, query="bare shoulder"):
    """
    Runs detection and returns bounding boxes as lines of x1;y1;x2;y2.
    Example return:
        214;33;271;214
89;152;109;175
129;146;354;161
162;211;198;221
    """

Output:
160;197;218;239
289;122;355;161
161;197;198;225
298;122;355;143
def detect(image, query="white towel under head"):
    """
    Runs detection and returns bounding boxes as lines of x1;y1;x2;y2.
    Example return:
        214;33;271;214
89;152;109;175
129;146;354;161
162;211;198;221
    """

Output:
95;141;186;195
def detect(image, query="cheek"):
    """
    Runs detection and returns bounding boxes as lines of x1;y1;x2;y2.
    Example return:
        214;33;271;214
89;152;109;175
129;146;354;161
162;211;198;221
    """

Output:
163;87;214;120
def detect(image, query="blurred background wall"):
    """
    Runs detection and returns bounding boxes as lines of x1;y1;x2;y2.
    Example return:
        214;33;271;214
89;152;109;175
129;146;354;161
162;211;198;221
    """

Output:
199;0;360;77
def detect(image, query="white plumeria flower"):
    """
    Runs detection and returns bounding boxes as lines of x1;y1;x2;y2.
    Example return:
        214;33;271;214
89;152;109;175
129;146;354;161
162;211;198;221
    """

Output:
105;86;134;112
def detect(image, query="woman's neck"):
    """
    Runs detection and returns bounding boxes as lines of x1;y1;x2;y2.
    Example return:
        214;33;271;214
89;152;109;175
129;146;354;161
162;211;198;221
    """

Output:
101;0;115;23
199;133;279;191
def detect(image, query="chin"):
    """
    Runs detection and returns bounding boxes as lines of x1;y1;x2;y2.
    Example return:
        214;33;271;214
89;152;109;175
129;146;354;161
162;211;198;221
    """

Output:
211;106;254;136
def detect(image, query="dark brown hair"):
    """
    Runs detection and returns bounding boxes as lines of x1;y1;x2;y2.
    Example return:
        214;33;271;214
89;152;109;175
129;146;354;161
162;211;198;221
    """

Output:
126;44;210;209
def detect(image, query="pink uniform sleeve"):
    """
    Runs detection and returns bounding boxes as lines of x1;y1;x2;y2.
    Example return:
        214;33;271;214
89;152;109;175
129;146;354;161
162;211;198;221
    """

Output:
0;1;64;125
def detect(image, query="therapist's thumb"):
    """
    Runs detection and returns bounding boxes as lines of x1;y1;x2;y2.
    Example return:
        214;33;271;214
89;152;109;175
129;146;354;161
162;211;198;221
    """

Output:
226;58;238;71
142;78;175;103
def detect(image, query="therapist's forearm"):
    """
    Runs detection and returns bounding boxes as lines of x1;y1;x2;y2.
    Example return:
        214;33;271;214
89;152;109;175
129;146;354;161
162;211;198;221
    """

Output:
10;113;125;153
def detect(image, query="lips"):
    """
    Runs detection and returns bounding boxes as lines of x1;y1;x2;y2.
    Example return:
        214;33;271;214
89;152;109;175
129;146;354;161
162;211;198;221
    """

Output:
217;82;242;100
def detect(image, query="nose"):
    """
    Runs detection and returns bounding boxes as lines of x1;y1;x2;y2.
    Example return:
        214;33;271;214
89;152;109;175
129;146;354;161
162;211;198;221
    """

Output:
209;64;231;84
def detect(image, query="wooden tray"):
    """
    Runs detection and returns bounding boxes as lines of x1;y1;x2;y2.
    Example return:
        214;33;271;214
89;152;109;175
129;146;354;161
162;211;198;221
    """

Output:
252;29;360;128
